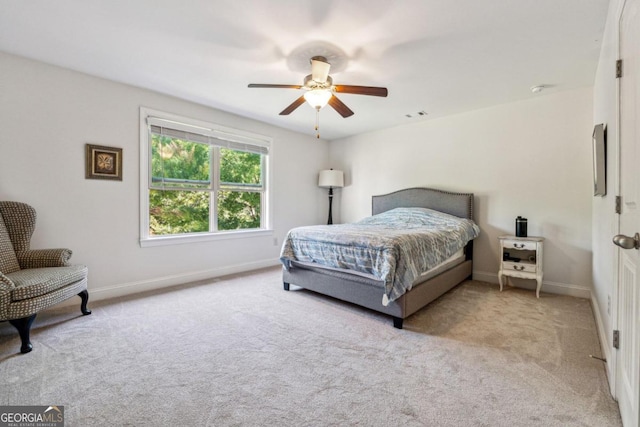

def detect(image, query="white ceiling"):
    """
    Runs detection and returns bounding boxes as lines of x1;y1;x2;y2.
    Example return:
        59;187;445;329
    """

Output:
0;0;610;140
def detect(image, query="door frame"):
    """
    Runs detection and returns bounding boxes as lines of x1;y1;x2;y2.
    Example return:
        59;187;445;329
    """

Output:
610;0;626;400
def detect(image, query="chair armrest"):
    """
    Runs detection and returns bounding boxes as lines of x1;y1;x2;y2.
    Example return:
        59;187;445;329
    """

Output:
0;272;15;320
16;249;72;269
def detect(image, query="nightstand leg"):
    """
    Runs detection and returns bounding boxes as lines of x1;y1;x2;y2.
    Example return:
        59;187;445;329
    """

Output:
536;276;542;298
498;271;504;292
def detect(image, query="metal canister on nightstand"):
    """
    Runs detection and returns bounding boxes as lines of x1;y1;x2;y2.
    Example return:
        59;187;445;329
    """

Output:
515;216;528;237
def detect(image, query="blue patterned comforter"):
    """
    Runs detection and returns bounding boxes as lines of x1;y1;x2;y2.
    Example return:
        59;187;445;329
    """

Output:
280;207;480;305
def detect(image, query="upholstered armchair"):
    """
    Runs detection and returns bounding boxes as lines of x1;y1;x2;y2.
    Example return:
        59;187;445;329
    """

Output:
0;202;90;353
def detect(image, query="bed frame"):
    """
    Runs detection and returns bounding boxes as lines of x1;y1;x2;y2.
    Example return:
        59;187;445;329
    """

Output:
282;187;475;329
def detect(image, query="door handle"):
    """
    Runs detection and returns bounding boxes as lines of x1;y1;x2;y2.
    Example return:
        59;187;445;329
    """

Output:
613;233;640;250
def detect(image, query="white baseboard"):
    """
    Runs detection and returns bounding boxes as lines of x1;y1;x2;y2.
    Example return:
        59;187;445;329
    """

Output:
56;258;281;307
591;293;615;396
472;270;591;299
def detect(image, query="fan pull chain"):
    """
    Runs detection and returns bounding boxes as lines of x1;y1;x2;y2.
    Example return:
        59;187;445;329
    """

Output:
315;107;320;139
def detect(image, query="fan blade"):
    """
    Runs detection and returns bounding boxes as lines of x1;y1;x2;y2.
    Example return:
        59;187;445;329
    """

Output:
311;57;331;83
248;84;302;89
334;85;388;97
279;96;306;115
328;95;354;118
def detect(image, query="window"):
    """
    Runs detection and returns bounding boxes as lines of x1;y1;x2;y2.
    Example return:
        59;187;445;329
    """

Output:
140;108;271;246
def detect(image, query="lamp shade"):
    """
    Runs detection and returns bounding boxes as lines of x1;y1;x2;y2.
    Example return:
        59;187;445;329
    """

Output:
318;169;344;188
304;90;332;109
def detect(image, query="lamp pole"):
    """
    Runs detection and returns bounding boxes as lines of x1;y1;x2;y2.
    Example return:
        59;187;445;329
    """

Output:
318;169;343;226
327;186;334;225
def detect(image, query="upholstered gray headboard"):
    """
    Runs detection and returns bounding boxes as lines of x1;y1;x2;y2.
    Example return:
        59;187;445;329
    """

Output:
371;187;474;219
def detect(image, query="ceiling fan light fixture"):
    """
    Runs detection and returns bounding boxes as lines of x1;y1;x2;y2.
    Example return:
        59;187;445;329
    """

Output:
304;89;332;109
247;54;387;137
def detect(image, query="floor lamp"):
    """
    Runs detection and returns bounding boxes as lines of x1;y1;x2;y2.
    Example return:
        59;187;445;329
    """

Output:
318;169;344;225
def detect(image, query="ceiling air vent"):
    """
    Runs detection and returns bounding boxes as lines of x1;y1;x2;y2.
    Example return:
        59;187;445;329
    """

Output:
405;110;428;118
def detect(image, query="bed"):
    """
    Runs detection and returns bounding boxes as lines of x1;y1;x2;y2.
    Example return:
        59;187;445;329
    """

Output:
280;187;479;329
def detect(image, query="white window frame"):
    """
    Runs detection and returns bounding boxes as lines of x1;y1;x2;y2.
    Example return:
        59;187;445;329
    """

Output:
139;107;272;247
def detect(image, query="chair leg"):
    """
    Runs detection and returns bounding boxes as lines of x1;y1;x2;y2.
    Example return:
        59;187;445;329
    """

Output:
9;314;37;354
78;290;91;315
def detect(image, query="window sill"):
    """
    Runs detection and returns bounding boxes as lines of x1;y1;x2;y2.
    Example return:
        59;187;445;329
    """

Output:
140;229;273;247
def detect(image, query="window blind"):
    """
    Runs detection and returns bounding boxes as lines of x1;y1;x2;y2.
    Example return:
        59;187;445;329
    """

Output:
148;118;269;156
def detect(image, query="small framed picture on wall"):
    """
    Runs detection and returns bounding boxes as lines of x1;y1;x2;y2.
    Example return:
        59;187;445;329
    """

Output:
85;144;123;181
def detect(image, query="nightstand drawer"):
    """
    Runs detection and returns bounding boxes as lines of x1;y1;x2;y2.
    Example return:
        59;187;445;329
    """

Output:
502;239;537;251
503;262;537;273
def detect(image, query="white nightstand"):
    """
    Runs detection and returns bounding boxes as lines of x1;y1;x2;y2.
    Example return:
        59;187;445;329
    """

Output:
498;235;544;298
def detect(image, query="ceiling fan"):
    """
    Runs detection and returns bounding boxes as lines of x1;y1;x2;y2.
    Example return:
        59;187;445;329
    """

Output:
248;56;388;137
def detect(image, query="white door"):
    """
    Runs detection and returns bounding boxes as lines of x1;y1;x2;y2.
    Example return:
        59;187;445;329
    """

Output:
615;0;640;425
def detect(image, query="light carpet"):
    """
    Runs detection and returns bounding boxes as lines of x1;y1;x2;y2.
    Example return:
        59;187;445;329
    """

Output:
0;267;621;426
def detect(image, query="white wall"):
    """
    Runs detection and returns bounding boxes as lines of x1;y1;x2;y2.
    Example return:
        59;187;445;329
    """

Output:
592;0;623;389
329;87;594;295
0;52;329;300
0;49;603;304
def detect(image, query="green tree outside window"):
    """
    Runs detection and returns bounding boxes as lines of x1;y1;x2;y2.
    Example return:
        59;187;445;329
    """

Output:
149;135;264;235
